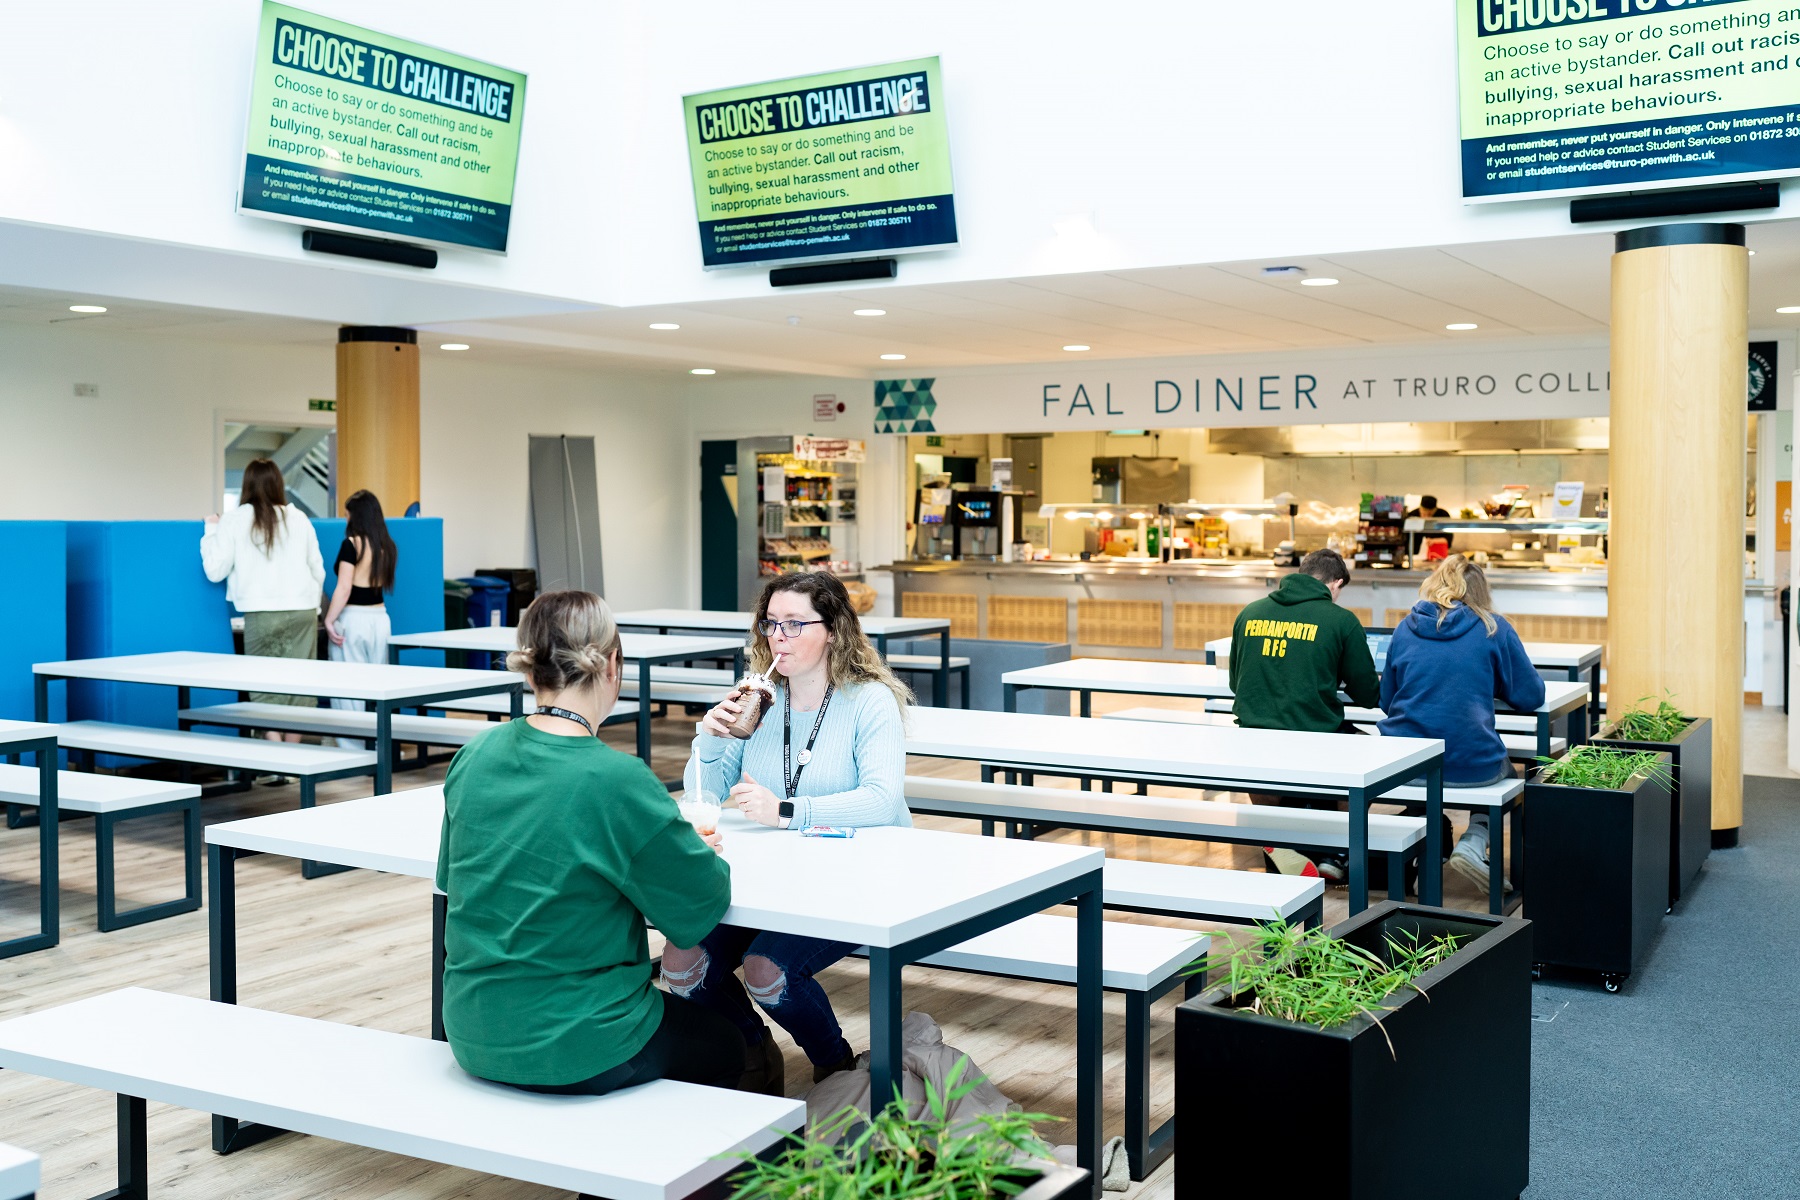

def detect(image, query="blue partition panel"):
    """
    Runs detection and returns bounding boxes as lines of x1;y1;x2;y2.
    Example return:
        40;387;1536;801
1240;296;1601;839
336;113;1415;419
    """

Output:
314;517;446;666
0;522;68;722
65;522;237;738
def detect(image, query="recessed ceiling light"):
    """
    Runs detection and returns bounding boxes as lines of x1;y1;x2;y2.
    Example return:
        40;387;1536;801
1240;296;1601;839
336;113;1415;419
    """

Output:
1063;344;1091;352
1777;306;1800;314
648;322;680;330
880;353;907;361
690;367;716;375
68;304;107;313
853;308;886;317
439;343;470;351
1300;277;1339;287
1445;323;1478;331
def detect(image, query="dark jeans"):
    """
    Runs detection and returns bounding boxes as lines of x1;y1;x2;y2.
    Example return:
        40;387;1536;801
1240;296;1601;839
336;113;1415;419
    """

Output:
505;990;746;1096
671;924;857;1068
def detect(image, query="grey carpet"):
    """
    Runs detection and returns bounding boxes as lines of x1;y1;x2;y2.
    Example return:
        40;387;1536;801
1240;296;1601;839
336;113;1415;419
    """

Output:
1524;775;1800;1198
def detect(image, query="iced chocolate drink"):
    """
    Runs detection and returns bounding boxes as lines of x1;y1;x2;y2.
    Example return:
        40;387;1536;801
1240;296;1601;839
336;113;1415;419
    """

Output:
725;669;778;739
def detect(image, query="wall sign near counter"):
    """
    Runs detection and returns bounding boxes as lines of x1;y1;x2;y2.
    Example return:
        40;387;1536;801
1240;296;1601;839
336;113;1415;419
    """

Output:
877;338;1792;435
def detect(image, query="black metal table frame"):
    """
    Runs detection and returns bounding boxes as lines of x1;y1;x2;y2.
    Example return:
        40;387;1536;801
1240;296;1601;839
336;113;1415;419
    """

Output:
209;841;1108;1193
0;731;59;960
36;671;523;799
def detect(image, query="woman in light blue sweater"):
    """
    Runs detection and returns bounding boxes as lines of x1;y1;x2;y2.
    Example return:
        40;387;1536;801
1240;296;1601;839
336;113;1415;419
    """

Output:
666;572;911;1094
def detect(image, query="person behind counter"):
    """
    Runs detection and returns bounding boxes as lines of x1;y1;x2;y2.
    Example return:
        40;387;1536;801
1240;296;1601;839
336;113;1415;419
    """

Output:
1405;494;1454;560
1377;556;1543;894
666;571;912;1095
1228;548;1381;881
436;590;744;1098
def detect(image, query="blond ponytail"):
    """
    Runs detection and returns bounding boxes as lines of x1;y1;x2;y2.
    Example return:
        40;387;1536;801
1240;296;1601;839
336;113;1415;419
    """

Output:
1420;555;1498;636
507;590;622;694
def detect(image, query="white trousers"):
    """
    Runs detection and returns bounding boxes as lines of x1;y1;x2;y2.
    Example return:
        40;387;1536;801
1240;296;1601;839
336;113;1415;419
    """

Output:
329;606;391;749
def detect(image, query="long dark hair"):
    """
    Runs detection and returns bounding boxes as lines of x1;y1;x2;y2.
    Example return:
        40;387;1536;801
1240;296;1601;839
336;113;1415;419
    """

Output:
343;490;398;590
748;572;912;710
240;459;288;554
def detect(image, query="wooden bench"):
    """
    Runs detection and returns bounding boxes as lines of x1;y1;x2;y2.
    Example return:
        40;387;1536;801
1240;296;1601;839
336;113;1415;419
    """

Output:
55;722;376;879
0;765;200;932
862;913;1202;1181
0;1142;35;1200
886;653;972;708
0;987;804;1200
903;776;1426;900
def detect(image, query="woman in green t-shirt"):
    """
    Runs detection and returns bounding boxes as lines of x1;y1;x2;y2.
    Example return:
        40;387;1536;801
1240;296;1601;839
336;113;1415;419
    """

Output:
436;590;745;1095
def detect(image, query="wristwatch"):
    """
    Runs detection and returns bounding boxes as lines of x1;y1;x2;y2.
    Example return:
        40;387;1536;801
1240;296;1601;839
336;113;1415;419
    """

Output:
778;800;795;829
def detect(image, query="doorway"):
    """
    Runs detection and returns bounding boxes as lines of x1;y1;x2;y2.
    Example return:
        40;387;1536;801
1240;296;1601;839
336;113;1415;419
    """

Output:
219;421;336;517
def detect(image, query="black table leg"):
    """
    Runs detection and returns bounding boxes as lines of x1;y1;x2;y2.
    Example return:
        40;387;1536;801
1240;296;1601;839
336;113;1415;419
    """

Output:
1074;878;1102;1193
637;660;653;761
0;737;60;959
1421;761;1444;906
432;892;447;1042
208;842;284;1154
935;628;950;708
1003;682;1019;712
1348;785;1369;914
867;947;903;1109
376;703;393;794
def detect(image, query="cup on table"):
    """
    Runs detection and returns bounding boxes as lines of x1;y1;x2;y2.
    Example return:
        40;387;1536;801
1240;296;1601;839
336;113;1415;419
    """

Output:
678;792;723;838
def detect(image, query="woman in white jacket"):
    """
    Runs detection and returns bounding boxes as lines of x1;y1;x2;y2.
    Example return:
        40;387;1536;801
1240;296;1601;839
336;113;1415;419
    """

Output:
201;458;326;749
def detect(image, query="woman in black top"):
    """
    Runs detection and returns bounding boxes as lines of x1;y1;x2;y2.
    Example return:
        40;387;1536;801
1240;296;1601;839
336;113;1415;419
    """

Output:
324;490;399;744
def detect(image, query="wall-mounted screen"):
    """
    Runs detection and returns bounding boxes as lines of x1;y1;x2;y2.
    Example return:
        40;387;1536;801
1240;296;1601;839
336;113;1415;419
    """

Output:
239;1;527;252
683;56;957;269
1458;0;1800;202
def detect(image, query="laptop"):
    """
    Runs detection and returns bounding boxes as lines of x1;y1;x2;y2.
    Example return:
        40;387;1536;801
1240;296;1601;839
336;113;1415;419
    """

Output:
1364;627;1395;673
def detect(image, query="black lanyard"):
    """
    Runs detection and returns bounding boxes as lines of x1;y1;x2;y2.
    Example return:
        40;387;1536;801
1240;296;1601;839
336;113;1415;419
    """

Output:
536;706;595;737
782;684;835;799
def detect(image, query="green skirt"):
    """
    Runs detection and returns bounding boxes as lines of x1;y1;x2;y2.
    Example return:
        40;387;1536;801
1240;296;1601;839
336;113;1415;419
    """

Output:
243;608;318;706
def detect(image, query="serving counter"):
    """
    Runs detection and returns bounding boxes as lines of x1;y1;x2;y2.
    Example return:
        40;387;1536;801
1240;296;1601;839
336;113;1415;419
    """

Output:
876;560;1783;698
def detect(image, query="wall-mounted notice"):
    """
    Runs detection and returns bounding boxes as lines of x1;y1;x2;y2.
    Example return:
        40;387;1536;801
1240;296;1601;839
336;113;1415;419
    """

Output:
1458;0;1800;202
239;2;527;251
682;57;957;268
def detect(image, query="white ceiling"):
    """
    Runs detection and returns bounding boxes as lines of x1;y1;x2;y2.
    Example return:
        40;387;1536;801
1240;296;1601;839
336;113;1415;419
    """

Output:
12;220;1800;379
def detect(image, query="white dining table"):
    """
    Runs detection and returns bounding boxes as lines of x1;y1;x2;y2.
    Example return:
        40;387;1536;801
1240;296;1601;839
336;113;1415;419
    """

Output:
1001;657;1592;758
385;630;745;761
0;720;61;960
612;609;958;706
32;652;520;795
905;704;1446;914
203;789;1109;1178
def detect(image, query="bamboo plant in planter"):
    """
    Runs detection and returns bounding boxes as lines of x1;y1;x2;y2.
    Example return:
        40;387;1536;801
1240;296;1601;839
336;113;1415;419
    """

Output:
729;1063;1090;1200
1174;903;1531;1200
1591;695;1713;908
1525;746;1672;992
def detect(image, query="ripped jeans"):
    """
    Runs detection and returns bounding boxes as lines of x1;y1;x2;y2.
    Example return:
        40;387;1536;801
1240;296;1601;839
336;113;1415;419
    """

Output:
661;925;857;1068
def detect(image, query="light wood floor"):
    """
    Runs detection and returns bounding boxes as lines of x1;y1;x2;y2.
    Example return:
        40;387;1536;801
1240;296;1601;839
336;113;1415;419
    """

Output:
0;695;1531;1199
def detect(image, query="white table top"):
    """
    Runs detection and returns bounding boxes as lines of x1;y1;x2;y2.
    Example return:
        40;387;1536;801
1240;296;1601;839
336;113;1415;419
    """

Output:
33;651;518;703
210;792;1101;949
0;1142;36;1200
0;720;60;748
0;987;802;1200
1003;658;1234;698
905;704;1444;789
389;629;744;662
614;608;951;638
1206;636;1603;671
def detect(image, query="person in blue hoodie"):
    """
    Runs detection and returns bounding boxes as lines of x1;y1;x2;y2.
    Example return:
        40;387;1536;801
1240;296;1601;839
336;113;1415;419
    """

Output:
1378;555;1544;894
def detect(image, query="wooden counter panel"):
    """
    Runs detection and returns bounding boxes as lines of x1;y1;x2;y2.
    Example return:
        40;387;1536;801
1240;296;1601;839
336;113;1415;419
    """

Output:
1078;599;1163;649
900;591;978;638
989;596;1069;643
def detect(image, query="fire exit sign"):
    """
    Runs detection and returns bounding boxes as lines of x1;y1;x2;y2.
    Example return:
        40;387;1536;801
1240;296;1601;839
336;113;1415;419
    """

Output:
309;398;336;412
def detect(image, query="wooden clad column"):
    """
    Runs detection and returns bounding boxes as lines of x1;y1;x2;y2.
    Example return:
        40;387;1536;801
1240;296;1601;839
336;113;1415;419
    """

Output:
335;326;420;513
1609;223;1747;846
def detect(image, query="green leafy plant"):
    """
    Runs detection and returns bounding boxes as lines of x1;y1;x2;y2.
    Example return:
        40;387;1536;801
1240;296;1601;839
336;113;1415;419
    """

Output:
1605;694;1691;743
730;1059;1061;1200
1536;745;1672;790
1188;918;1464;1055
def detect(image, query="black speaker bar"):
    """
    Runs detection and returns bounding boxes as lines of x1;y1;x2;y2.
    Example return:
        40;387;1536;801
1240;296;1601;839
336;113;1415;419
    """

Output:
769;258;897;287
1571;180;1780;224
301;228;439;269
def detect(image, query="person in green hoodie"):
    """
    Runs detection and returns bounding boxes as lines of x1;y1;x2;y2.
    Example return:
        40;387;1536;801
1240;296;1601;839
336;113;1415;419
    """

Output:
1229;548;1381;879
437;589;748;1097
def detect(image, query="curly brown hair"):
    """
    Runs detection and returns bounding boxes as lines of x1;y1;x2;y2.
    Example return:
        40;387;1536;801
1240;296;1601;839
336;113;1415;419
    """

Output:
748;573;913;710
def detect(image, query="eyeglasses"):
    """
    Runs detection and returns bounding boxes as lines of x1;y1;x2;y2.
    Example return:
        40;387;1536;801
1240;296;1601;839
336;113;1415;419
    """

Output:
759;618;825;638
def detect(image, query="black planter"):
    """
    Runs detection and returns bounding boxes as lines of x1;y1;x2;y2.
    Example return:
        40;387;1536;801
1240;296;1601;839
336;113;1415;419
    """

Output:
1591;717;1712;908
1174;903;1531;1200
1523;759;1671;990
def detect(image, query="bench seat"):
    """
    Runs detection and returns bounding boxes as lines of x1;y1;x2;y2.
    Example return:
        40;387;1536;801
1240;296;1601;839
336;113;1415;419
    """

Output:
1109;706;1567;759
1102;857;1324;927
0;987;804;1200
0;1143;36;1200
904;775;1427;855
182;703;493;749
886;654;972;708
0;766;201;932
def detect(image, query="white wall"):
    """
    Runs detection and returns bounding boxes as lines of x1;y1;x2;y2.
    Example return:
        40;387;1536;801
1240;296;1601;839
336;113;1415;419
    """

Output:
0;322;694;608
4;0;1761;320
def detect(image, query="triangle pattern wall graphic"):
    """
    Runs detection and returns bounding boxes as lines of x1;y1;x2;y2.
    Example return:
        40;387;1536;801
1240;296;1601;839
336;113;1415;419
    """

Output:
874;378;937;434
